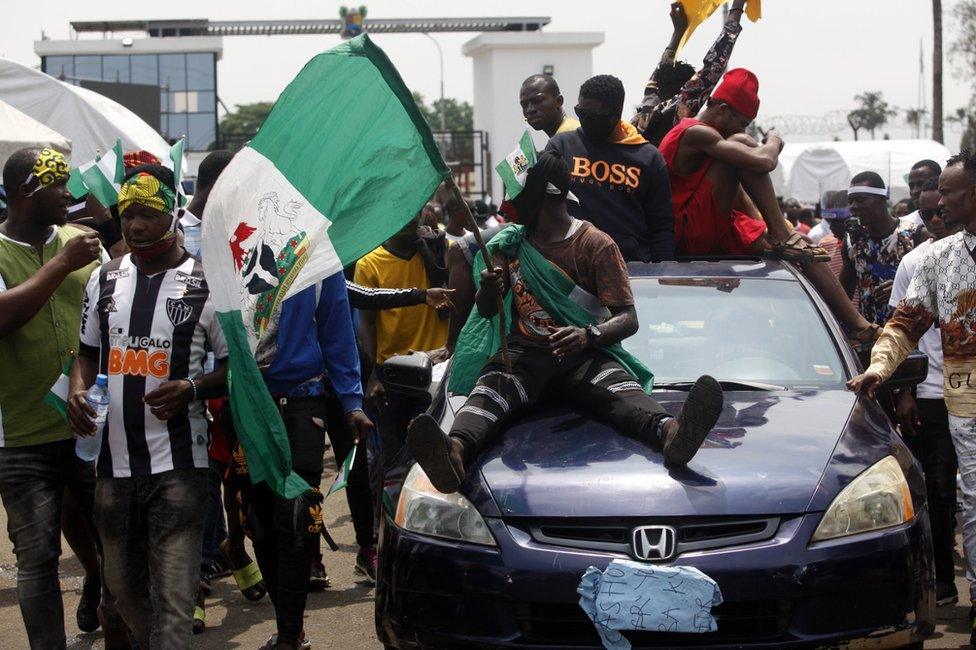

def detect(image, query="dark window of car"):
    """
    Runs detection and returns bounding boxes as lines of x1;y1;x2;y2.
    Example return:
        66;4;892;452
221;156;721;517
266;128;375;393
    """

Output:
624;278;846;389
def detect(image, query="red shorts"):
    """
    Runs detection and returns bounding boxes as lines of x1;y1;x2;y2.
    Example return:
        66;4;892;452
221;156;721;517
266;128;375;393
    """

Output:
674;177;767;255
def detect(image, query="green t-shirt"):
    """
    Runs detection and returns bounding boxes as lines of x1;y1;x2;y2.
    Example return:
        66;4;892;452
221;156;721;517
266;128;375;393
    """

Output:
0;225;101;447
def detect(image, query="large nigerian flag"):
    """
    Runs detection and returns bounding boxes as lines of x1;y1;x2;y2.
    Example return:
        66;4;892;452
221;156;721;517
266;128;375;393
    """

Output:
202;34;449;498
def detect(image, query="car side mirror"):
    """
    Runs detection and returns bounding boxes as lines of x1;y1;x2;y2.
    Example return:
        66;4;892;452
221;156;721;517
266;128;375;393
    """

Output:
382;354;432;397
878;351;928;392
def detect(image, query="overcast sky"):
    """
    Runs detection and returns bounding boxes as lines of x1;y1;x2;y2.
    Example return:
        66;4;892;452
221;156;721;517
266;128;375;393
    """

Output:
1;0;971;144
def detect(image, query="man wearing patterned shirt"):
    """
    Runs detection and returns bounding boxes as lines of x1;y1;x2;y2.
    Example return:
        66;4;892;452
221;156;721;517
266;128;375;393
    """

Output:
841;172;920;328
849;151;976;640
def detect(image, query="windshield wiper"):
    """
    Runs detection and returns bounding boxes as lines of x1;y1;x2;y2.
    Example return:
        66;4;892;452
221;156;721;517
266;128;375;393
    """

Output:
653;379;785;392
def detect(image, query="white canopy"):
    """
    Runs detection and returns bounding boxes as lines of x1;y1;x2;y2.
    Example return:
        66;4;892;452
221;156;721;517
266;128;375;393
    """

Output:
0;99;71;166
0;57;170;165
772;139;953;204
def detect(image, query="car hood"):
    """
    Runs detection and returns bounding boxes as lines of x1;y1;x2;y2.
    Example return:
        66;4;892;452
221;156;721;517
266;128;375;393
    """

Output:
472;390;857;518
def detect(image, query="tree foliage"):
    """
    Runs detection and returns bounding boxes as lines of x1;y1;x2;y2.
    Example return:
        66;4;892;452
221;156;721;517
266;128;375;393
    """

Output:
847;91;897;140
217;102;274;150
411;91;474;132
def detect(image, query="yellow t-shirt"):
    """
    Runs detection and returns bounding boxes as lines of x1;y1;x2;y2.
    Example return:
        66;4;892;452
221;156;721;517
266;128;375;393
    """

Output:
556;117;581;134
354;246;448;364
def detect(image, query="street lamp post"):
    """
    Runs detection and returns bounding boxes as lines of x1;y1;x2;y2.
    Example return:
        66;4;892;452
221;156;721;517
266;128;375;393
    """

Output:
422;32;446;130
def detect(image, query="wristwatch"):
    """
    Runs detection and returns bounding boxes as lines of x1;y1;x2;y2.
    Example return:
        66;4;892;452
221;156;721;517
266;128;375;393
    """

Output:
585;324;603;348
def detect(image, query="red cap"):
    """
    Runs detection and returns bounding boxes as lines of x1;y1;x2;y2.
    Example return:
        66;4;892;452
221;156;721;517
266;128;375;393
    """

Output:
710;68;760;121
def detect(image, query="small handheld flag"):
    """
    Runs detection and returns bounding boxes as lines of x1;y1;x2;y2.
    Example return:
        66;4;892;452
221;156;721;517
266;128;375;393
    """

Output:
495;130;536;200
327;446;357;497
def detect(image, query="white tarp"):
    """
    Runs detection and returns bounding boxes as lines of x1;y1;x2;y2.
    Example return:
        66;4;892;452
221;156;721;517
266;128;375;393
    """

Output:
0;99;71;166
772;139;953;203
0;57;170;165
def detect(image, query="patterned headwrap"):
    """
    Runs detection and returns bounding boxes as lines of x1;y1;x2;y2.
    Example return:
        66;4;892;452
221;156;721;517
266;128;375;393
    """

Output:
123;150;162;170
117;171;177;216
24;148;70;195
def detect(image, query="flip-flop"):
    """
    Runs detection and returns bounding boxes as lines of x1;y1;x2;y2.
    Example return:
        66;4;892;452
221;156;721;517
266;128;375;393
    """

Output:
768;232;831;263
220;539;267;602
407;414;464;494
665;375;724;466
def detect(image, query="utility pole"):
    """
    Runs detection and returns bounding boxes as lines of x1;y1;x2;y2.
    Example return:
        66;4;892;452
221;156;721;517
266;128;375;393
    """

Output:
933;0;944;143
422;33;446;131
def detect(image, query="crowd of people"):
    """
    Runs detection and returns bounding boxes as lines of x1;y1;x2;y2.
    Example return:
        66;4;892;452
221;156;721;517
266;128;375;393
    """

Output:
2;0;976;647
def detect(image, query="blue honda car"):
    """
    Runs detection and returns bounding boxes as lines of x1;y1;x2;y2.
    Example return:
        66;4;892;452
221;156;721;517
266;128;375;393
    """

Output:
375;259;934;649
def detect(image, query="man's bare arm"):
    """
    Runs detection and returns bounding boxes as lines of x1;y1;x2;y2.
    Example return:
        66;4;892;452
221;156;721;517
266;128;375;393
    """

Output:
680;125;782;175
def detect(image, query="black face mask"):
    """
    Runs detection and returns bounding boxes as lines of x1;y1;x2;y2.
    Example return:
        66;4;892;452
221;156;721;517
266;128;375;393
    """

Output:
576;106;619;142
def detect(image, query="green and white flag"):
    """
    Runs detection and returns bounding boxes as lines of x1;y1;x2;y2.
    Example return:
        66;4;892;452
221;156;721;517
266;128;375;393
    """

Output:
202;34;450;499
68;139;125;205
494;130;536;199
163;138;187;205
327;447;357;497
43;358;73;421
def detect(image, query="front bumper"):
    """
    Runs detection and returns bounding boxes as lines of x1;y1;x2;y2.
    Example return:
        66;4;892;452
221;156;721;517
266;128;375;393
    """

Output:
376;508;934;649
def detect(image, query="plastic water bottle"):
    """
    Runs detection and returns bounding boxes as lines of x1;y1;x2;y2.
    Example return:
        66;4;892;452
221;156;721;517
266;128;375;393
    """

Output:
76;374;108;462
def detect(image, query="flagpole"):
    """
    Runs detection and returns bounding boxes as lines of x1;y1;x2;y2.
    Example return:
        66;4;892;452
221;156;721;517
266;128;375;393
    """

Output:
447;178;512;373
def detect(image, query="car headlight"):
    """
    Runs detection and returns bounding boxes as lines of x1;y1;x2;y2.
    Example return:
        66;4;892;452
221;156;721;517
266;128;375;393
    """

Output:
394;463;496;546
812;455;915;542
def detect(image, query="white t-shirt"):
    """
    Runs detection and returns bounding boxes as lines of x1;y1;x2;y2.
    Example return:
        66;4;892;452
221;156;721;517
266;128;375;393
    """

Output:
807;220;830;244
889;239;943;399
904;210;925;229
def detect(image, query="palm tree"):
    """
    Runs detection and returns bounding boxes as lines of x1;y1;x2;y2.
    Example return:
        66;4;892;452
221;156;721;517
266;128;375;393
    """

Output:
934;0;944;143
852;91;898;139
905;107;930;138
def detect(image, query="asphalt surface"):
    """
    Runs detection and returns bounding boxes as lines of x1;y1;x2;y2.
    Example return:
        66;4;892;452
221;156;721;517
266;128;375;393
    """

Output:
0;451;971;649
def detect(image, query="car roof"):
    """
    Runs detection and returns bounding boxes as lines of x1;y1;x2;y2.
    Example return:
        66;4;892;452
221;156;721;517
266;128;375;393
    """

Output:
627;257;799;280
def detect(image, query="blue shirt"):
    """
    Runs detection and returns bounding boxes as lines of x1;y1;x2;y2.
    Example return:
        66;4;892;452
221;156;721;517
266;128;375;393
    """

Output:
262;272;364;414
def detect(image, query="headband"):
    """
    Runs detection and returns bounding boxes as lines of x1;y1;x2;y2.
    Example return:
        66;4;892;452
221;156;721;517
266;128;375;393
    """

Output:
24;148;69;195
847;185;888;198
117;172;177;217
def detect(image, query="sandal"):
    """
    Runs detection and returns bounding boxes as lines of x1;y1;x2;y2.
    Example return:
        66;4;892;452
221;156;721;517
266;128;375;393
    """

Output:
220;539;268;602
768;232;831;263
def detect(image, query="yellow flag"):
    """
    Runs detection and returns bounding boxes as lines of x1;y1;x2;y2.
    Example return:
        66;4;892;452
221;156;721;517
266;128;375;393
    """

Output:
676;0;761;57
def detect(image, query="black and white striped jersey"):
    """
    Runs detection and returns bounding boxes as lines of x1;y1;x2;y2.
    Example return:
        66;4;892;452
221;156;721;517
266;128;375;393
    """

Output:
79;253;227;477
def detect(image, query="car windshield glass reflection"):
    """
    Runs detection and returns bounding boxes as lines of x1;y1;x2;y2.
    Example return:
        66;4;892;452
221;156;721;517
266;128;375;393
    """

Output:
624;278;846;390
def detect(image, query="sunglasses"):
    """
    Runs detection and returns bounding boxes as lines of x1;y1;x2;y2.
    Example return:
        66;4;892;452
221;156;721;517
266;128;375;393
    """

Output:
574;105;617;120
919;208;940;221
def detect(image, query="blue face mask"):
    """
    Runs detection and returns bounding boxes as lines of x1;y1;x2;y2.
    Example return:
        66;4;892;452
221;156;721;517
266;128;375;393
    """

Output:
822;207;851;220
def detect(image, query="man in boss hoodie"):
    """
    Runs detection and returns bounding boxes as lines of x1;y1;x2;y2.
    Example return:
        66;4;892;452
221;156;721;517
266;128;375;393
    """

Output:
546;74;675;263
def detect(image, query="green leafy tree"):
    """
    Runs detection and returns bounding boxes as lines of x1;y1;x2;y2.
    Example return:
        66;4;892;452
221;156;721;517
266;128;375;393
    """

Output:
948;107;976;151
904;107;929;138
217;102;274;150
848;92;897;140
412;91;473;132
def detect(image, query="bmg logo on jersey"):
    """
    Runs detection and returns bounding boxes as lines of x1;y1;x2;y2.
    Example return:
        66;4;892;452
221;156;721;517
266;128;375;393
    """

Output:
108;348;171;378
571;157;641;189
107;329;173;378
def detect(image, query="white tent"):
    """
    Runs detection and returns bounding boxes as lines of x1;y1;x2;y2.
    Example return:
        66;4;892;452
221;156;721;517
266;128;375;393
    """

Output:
772;139;953;204
0;57;170;165
0;99;71;166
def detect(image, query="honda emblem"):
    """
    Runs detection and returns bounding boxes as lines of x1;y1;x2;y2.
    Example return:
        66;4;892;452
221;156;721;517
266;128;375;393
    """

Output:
631;525;677;561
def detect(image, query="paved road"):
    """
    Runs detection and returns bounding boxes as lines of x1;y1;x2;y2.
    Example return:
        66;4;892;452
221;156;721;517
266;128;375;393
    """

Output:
0;452;971;649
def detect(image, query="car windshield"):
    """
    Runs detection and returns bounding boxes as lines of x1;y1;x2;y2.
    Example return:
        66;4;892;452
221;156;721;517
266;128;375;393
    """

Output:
622;277;847;390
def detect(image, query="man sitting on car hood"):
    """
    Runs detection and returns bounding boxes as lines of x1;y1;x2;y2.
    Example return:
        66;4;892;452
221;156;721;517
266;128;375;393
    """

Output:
407;151;724;494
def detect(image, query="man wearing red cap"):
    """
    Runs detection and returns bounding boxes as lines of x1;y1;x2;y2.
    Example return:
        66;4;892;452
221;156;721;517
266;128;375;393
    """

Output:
659;68;880;343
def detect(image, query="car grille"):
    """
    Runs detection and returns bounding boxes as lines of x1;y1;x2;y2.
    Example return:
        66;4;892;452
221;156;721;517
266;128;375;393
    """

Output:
526;516;780;558
514;599;794;646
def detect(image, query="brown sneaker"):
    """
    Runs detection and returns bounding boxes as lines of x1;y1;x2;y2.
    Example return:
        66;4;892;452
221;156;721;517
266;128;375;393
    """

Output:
408;414;465;493
663;375;723;466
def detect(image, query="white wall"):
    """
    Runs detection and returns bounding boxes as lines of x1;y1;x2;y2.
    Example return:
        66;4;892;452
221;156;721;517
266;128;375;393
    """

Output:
463;32;603;202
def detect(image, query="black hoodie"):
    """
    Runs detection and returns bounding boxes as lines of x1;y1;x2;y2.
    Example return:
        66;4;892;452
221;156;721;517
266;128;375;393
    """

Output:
546;122;675;262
